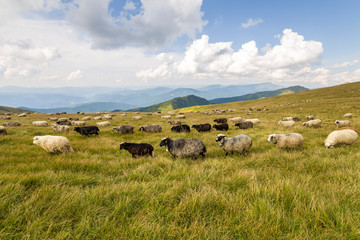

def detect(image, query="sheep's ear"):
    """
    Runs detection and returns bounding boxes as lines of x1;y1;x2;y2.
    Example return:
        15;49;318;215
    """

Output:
273;137;277;144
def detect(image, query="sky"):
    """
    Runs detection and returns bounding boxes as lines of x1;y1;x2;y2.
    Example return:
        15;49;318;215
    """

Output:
0;0;359;88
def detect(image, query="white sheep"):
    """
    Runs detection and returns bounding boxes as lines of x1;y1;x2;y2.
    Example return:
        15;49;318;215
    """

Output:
267;133;304;149
51;124;70;133
58;118;67;122
282;117;293;121
18;113;26;117
303;119;322;128
343;113;352;118
32;121;49;127
93;116;102;120
72;121;86;126
243;118;260;125
229;117;243;123
306;115;314;120
33;135;74;154
0;126;7;135
324;129;358;148
176;115;186;119
133;116;142;120
96;121;111;127
215;134;252;156
81;116;91;121
335;120;350;128
161;115;171;119
278;120;296;127
103;114;112;120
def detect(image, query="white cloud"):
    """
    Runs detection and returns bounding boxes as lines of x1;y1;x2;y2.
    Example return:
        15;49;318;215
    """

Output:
329;59;359;69
123;0;136;11
66;70;83;81
241;18;263;28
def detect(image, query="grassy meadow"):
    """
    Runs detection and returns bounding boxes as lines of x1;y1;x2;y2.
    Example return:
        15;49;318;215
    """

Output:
1;82;360;239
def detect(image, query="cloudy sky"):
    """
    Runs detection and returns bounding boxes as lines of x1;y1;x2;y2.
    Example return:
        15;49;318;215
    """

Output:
0;0;359;88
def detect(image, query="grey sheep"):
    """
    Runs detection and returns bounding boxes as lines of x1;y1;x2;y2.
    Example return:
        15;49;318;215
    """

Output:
139;124;162;133
112;125;134;135
0;126;7;135
235;121;253;129
3;121;21;127
215;134;252;156
51;124;70;133
160;137;206;159
168;120;181;125
267;133;304;149
324;129;358;148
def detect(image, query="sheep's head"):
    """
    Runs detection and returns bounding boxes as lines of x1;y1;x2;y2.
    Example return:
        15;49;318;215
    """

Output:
215;134;226;144
139;126;144;131
335;120;340;124
278;121;282;125
120;142;127;149
160;137;170;147
324;141;334;149
33;136;40;145
267;134;277;144
51;124;57;128
302;122;307;126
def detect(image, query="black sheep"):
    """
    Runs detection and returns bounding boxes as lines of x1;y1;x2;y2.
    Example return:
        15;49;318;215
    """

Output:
120;142;154;158
191;123;211;132
74;126;100;136
213;118;227;123
171;124;190;133
235;121;253;129
213;123;229;131
57;120;71;126
293;117;301;122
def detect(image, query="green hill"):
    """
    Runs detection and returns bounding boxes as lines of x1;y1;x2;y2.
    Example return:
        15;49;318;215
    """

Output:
209;86;309;104
0;106;30;113
128;95;210;112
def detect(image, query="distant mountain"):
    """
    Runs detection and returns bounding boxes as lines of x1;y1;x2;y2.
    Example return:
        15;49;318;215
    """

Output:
0;106;31;113
21;102;135;113
209;86;309;104
125;95;210;113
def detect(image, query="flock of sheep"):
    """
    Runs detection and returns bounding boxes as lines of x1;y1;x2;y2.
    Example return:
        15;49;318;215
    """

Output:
1;111;358;159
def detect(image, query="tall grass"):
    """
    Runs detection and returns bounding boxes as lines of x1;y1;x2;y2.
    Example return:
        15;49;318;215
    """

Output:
1;82;360;239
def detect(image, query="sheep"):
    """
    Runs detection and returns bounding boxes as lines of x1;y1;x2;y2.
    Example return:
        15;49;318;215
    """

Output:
168;120;181;125
57;120;71;126
0;116;11;120
213;118;227;124
74;126;100;136
159;137;206;159
229;117;243;123
324;129;358;148
191;123;211;132
267;133;304;149
51;124;70;133
235;121;253;129
306;115;314;120
161;115;171;119
0;126;7;135
96;121;111;127
48;117;58;121
293;117;301;122
176;115;186;119
81;116;91;121
335;120;351;128
69;117;79;121
120;142;154;158
243;118;260;125
215;134;252;155
213;123;229;131
112;125;134;135
303;119;322;128
171;124;190;133
283;117;293;121
139;124;162;133
133;116;142;121
103;114;112;120
93;116;102;120
32;121;49;127
343;113;352;118
33;135;74;154
58;118;68;122
18;113;26;117
278;120;296;127
72;121;86;126
3;121;21;127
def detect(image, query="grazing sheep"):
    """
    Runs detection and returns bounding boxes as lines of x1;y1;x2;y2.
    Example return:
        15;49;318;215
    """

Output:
78;112;85;115
0;116;11;120
235;121;253;129
139;124;162;133
81;116;91;121
93;116;102;120
214;118;227;124
58;118;68;122
69;117;79;121
120;142;154;157
161;115;171;119
103;114;112;120
293;117;301;122
160;137;206;159
120;113;127;116
176;115;186;119
112;125;134;135
3;121;21;127
229;117;243;123
18;113;26;117
0;126;7;135
96;121;111;127
303;119;322;128
267;133;304;149
335;120;351;128
74;126;100;136
171;124;191;133
168;120;181;125
213;123;229;131
133;116;142;121
32;121;49;127
51;124;70;133
191;123;211;132
33;135;74;154
324;129;358;148
72;121;86;126
306;115;314;120
48;117;58;121
278;120;296;127
343;113;352;118
243;118;260;125
215;133;252;155
57;120;71;126
283;117;293;121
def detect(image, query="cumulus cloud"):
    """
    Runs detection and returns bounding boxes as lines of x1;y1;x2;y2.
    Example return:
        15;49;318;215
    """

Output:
329;59;359;69
66;70;83;81
241;18;263;28
67;0;206;49
136;29;326;83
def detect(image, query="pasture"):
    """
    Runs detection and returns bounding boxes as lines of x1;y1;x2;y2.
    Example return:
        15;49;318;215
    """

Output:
1;82;360;239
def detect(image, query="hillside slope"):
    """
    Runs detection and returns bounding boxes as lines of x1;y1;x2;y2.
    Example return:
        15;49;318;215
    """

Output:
0;106;30;113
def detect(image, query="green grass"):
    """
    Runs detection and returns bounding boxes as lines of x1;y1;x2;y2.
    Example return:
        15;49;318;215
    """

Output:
1;82;360;239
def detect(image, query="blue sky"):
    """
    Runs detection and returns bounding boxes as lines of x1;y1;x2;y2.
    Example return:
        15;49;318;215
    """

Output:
0;0;359;88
